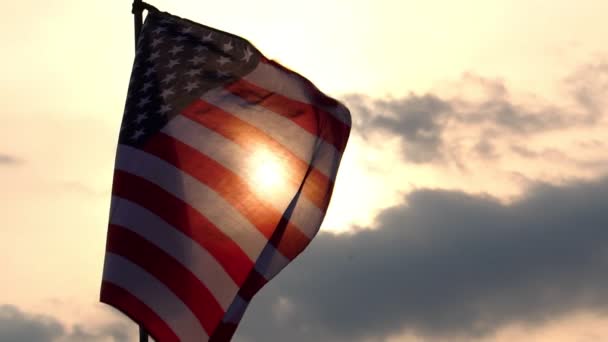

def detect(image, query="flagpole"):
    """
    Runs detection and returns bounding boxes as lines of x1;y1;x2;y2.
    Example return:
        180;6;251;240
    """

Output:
132;2;148;340
133;0;144;49
138;326;148;342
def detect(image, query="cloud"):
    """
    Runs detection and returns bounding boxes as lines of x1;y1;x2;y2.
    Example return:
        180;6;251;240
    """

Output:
345;62;608;164
0;305;63;342
235;176;608;342
58;323;132;342
0;305;132;342
0;154;21;165
566;61;608;121
364;94;450;163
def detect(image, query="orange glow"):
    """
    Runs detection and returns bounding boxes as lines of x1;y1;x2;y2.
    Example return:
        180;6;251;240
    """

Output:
249;149;286;194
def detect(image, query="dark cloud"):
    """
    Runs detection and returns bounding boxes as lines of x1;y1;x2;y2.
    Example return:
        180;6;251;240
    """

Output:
510;145;608;172
235;176;608;341
59;323;132;342
0;305;132;342
0;154;21;165
0;305;63;342
454;97;569;134
346;93;451;163
345;62;608;164
370;95;450;163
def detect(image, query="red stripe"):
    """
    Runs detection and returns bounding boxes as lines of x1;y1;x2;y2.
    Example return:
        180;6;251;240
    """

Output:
101;281;179;342
207;57;351;341
225;78;350;152
181;100;304;185
106;224;225;335
181;100;333;211
303;166;333;212
301;162;335;214
143;133;311;261
112;169;252;285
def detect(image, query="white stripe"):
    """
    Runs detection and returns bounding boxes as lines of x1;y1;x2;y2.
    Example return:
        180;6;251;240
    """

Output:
222;295;249;324
116;145;267;260
289;192;327;239
110;196;238;310
255;243;290;280
162;115;297;214
163;115;324;239
223;247;293;325
200;87;342;181
103;253;208;342
243;61;351;126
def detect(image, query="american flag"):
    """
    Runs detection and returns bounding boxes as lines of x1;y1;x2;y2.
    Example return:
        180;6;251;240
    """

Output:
101;8;350;342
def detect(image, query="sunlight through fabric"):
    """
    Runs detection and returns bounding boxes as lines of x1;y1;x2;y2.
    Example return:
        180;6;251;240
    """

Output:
101;7;351;342
249;148;287;196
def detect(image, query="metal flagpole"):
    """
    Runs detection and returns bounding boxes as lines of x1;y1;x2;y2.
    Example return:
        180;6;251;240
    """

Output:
133;0;144;49
139;327;148;342
131;2;148;340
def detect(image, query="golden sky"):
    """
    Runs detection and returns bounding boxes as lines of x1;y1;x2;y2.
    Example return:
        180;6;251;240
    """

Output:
1;0;608;341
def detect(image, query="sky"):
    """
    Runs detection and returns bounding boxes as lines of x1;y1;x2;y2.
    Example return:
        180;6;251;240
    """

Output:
1;0;608;341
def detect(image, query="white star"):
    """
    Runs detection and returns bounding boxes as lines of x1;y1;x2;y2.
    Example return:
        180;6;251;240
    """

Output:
169;45;184;56
144;67;156;77
150;37;163;48
159;18;173;25
181;26;193;34
185;69;202;77
160;87;175;99
134;112;148;124
202;32;213;42
152;27;167;34
222;40;233;53
140;81;153;92
158;103;172;115
173;36;187;42
216;70;230;78
131;128;145;140
189;56;206;65
241;46;253;62
194;45;208;53
136;35;145;47
146;51;160;62
167;59;180;68
184;81;200;92
217;56;230;66
137;96;151;108
161;72;176;84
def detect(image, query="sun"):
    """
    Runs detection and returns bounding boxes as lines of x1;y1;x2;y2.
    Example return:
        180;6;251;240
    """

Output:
249;149;286;194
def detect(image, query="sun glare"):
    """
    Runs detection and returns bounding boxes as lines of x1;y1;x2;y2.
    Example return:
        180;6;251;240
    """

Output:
250;149;286;194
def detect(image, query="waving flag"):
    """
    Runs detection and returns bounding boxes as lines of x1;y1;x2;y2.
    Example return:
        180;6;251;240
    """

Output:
100;7;350;342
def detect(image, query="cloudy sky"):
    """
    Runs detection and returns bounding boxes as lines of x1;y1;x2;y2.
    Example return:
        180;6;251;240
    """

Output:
1;0;608;341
